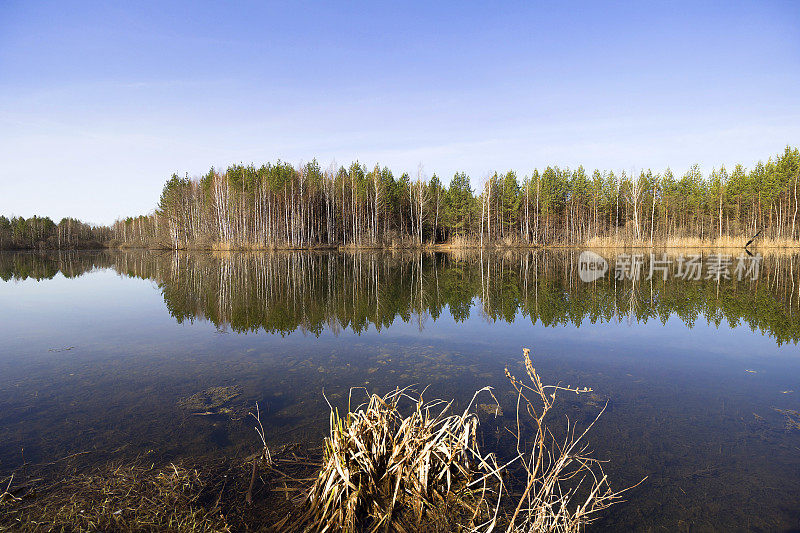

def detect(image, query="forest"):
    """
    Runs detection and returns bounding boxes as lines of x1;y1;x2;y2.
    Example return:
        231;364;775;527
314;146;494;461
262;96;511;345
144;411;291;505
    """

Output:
3;146;799;250
113;146;800;249
0;216;110;250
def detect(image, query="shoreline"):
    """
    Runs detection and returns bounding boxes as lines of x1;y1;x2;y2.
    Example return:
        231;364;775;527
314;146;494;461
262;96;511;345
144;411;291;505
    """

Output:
2;241;797;252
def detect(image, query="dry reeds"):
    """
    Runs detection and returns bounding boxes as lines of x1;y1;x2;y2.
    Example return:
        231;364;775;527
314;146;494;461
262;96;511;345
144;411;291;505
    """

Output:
302;349;640;532
502;348;641;532
302;387;502;532
247;402;273;505
584;233;799;249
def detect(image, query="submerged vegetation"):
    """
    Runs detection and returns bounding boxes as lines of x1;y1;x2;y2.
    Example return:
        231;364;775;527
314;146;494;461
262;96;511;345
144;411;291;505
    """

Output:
1;461;232;532
1;350;633;532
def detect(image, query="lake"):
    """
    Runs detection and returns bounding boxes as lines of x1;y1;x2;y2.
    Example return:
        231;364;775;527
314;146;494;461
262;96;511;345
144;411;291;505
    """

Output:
1;249;799;531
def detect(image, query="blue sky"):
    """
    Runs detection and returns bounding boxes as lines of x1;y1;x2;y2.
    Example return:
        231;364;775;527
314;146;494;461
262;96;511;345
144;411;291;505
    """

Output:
1;1;799;225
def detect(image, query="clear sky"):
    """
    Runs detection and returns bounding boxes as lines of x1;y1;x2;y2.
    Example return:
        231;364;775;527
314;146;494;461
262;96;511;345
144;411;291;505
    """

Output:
1;1;799;225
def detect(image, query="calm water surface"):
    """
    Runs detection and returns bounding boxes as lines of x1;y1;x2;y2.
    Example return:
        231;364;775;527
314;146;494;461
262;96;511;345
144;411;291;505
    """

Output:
1;250;799;531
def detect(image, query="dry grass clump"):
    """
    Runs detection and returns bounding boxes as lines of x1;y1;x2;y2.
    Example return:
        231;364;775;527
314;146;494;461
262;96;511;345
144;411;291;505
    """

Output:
2;462;231;533
503;348;641;532
301;387;502;532
302;349;639;533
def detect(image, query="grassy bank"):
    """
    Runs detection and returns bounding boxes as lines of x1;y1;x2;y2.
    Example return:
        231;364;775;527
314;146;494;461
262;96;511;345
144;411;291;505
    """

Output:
6;231;798;252
103;231;799;251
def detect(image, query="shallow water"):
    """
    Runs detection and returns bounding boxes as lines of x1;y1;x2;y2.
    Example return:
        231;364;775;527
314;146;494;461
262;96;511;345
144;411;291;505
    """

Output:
1;250;799;531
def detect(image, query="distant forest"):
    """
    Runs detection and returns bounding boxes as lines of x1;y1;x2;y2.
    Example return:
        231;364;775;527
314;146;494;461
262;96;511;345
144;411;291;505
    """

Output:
0;216;110;250
2;146;799;250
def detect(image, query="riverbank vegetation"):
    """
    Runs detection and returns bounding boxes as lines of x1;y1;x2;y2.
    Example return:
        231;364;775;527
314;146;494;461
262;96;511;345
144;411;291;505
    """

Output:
297;350;633;532
109;146;800;249
1;350;633;532
301;387;496;531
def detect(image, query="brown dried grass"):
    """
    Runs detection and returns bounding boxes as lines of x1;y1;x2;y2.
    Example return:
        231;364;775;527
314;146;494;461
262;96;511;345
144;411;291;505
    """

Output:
301;387;502;532
502;349;643;532
301;348;640;532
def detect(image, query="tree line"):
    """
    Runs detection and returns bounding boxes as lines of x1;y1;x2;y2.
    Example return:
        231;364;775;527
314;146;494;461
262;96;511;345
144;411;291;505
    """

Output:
0;216;110;250
4;146;798;250
112;146;800;249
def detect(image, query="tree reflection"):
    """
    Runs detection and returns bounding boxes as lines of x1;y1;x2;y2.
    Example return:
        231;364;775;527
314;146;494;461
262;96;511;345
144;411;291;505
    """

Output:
2;250;799;344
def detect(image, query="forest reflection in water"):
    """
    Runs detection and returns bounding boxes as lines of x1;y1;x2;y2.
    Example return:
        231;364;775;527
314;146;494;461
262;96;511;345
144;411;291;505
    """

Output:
3;248;799;345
